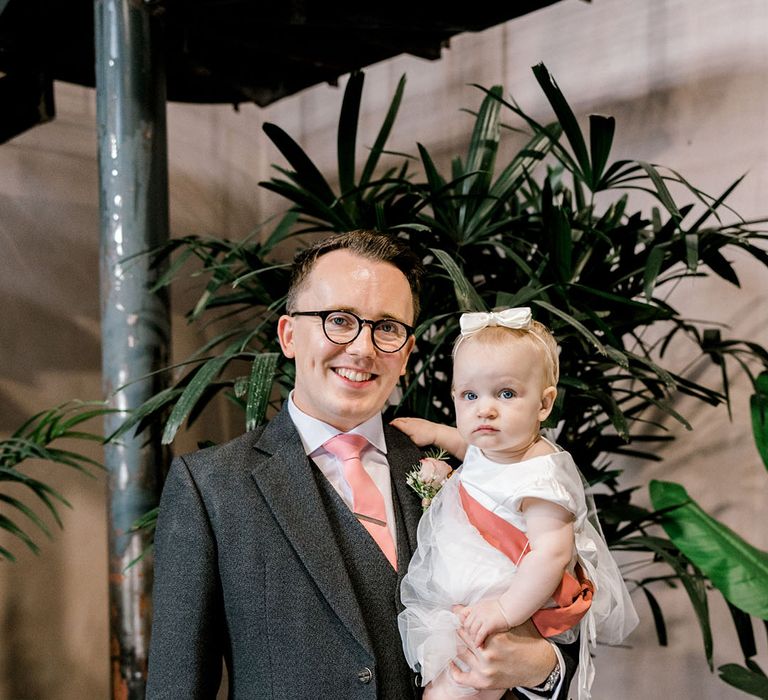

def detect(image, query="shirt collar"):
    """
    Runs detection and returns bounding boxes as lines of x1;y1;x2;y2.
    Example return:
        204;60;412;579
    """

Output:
287;391;387;456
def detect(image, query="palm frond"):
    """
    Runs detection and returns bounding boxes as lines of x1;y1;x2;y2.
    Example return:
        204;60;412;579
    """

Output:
1;401;112;561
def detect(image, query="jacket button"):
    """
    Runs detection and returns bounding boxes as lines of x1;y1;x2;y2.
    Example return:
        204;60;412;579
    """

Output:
357;667;373;684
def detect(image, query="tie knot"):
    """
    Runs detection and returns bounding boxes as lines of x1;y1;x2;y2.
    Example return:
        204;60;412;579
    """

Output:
323;433;369;461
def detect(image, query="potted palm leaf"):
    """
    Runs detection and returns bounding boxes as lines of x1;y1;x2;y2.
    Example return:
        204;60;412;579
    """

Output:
1;401;111;561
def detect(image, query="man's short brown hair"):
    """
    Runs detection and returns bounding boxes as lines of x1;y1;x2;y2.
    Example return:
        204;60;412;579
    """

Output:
286;230;425;320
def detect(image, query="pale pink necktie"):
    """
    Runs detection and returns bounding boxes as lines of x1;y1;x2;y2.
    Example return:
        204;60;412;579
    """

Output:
323;433;397;570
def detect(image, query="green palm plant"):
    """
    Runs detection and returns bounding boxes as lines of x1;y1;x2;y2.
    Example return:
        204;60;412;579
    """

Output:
119;65;768;695
0;401;110;561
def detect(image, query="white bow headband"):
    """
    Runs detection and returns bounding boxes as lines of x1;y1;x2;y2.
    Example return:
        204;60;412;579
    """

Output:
459;307;533;336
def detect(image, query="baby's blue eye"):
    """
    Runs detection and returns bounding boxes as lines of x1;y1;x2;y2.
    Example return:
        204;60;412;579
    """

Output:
499;389;515;399
463;391;478;401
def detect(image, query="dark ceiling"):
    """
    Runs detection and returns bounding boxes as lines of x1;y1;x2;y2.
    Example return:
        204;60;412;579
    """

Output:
0;0;565;142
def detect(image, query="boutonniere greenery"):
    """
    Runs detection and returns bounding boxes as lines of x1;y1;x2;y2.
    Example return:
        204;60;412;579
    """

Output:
405;449;453;511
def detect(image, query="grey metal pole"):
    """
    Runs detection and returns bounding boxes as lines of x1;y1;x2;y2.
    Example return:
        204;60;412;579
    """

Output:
94;1;170;696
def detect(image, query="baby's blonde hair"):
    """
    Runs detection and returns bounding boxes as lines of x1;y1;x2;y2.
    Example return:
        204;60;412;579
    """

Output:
452;320;559;388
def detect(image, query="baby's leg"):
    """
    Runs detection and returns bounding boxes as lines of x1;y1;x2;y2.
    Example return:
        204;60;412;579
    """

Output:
423;670;505;700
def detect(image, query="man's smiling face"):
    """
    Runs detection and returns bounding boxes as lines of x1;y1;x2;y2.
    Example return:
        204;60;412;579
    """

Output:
277;249;415;432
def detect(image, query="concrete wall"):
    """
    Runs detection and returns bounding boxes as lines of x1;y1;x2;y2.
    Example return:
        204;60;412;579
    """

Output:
1;0;766;697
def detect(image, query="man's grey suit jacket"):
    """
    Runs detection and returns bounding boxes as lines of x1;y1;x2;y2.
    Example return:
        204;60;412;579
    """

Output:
146;406;425;699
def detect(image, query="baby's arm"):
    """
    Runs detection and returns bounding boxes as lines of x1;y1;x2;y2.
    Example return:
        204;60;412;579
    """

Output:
390;417;467;460
459;498;574;647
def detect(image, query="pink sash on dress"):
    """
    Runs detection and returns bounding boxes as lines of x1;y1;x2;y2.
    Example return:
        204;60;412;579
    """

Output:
459;483;594;638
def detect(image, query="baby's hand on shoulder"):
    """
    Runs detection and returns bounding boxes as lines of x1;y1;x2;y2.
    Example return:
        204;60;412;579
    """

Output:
392;418;467;460
390;417;440;447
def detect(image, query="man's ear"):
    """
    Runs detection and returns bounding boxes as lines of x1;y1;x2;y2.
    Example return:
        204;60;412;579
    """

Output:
277;315;296;359
398;335;416;376
538;386;557;421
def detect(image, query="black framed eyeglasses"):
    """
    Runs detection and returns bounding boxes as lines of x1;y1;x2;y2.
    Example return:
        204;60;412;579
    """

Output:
290;310;414;353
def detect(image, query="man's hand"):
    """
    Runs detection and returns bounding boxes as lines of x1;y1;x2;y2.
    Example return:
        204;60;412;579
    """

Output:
448;615;557;691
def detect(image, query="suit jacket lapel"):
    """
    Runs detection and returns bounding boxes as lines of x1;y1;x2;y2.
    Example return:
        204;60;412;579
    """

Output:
249;408;372;655
384;424;424;562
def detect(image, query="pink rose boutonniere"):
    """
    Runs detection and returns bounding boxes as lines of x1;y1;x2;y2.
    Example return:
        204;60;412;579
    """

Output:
406;449;453;511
